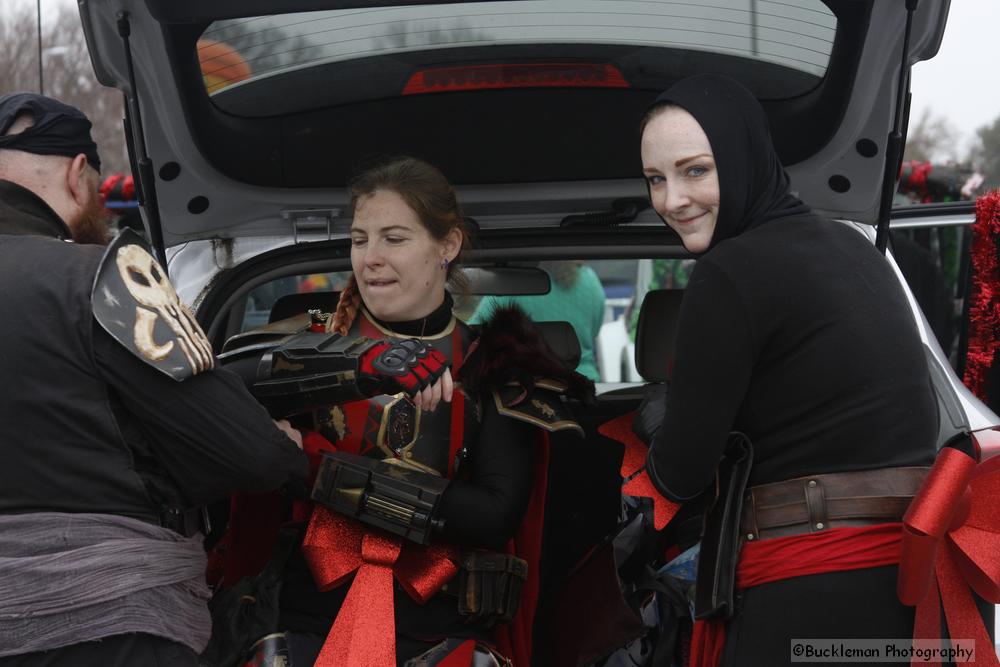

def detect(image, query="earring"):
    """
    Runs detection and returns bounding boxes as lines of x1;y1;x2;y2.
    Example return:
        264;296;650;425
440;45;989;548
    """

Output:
441;258;449;270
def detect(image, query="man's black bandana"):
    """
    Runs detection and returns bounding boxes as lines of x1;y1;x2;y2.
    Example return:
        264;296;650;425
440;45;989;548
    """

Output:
0;93;101;172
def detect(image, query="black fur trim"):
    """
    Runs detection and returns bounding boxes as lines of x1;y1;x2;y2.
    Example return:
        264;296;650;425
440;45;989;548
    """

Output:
459;304;595;403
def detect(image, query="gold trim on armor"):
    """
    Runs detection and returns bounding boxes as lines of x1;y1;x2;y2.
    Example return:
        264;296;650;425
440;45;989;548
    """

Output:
491;389;584;436
533;377;570;393
250;312;310;334
505;378;570;394
273;357;306;372
361;308;457;340
376;393;422;457
380;456;442;476
328;405;348;441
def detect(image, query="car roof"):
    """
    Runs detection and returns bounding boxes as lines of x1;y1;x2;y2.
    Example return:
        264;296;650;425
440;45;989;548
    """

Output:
79;0;949;248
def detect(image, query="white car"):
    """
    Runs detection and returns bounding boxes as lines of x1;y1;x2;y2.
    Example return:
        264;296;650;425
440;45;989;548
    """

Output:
79;0;1000;658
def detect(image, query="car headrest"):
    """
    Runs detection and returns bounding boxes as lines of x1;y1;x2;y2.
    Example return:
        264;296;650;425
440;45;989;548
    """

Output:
536;320;582;370
635;289;684;382
269;291;341;323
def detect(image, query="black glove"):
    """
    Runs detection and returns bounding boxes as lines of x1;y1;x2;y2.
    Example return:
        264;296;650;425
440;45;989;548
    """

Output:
632;382;669;445
359;338;450;397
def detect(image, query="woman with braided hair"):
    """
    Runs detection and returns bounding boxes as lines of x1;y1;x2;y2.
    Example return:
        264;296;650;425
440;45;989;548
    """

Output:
214;156;591;667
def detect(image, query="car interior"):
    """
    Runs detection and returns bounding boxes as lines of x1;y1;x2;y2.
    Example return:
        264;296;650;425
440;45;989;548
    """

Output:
208;253;689;657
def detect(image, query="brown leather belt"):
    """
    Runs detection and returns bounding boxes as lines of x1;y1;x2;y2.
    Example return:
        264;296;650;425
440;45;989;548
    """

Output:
740;466;930;542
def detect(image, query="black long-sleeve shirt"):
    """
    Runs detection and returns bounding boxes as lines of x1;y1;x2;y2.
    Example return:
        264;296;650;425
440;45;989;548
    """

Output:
647;216;937;500
438;394;536;550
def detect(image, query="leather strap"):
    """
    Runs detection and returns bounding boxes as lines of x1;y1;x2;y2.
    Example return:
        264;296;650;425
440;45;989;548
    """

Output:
741;466;930;541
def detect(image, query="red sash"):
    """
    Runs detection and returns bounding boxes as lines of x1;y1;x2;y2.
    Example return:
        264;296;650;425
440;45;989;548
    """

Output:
690;523;904;667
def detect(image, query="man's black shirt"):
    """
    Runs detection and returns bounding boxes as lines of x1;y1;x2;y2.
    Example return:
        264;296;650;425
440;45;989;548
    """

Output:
0;179;307;524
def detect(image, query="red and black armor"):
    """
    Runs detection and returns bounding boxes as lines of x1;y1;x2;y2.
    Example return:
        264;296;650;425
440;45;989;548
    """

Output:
216;301;592;667
320;310;478;478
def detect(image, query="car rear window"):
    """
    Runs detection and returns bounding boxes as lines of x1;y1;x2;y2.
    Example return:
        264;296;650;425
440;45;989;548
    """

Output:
199;0;837;103
239;259;691;386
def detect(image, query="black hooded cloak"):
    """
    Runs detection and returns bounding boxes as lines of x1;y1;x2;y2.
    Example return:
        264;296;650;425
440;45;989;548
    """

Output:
641;75;946;663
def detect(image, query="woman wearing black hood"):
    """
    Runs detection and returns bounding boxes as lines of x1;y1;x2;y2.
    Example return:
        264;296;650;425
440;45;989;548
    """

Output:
636;75;941;665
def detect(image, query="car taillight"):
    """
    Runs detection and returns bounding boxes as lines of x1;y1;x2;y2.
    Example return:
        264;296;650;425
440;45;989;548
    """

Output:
402;63;628;95
972;427;1000;460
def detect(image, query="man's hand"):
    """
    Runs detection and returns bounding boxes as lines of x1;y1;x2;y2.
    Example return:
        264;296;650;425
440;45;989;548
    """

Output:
273;419;303;449
360;338;452;410
632;382;669;445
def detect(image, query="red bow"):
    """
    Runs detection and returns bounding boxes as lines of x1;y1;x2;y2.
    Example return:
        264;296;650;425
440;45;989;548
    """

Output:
898;448;1000;666
302;506;459;667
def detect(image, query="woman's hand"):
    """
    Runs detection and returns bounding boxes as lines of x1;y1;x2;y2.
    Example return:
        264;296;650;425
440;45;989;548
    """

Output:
359;338;452;406
412;367;454;412
273;419;304;449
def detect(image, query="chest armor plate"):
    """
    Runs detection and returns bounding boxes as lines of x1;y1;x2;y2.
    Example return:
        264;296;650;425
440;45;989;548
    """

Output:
316;311;479;478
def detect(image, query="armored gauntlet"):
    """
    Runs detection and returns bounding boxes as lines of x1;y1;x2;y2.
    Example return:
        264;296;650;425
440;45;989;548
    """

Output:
311;451;449;545
225;330;449;417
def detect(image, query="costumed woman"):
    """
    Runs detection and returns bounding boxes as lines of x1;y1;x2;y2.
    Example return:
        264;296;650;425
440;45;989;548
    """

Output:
213;157;591;667
632;74;992;665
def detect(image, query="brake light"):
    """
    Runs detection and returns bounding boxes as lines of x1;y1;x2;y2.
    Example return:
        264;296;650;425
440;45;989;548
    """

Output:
972;427;1000;460
402;63;628;95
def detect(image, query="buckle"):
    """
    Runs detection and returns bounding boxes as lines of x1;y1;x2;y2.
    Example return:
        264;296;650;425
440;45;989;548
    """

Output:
161;506;204;537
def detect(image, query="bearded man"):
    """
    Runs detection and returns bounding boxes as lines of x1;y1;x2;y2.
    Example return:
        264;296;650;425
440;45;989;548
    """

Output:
0;93;309;666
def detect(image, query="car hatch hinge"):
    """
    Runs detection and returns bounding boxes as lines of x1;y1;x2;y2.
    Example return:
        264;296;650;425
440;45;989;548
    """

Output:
116;12;169;272
283;209;343;244
875;0;919;254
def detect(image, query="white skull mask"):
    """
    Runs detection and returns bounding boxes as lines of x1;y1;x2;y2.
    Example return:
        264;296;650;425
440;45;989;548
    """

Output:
116;245;214;374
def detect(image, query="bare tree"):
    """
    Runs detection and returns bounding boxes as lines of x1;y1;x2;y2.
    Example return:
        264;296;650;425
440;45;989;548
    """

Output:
903;108;962;164
1;3;130;176
968;116;1000;191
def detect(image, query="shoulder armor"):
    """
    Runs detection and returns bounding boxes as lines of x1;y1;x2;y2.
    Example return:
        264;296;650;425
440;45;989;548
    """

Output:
492;379;584;437
92;230;213;381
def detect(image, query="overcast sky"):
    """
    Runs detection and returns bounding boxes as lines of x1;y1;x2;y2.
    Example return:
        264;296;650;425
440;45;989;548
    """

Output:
909;0;999;154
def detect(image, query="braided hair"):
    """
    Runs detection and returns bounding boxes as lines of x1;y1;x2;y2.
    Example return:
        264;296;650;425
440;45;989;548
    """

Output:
327;274;362;336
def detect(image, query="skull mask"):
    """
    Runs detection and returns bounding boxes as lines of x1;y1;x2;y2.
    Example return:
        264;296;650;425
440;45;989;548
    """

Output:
116;244;214;375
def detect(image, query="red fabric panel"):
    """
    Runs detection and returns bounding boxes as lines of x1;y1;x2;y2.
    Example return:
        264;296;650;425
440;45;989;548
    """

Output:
598;411;680;530
690;524;904;667
494;432;549;667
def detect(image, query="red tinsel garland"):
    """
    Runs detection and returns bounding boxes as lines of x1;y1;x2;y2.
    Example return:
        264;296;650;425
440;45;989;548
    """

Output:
962;190;1000;403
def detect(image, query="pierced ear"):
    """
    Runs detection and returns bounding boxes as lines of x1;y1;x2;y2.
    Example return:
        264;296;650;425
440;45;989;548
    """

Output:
66;154;91;204
443;227;463;263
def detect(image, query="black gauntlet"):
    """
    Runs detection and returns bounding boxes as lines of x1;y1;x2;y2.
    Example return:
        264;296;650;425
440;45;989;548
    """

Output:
221;330;450;418
219;330;381;417
311;451;448;545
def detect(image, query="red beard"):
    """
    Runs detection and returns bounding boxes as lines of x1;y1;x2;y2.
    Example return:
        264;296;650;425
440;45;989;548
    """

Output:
70;191;111;246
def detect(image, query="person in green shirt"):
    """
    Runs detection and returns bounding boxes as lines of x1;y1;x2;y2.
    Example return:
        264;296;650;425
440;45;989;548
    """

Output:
472;261;605;381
